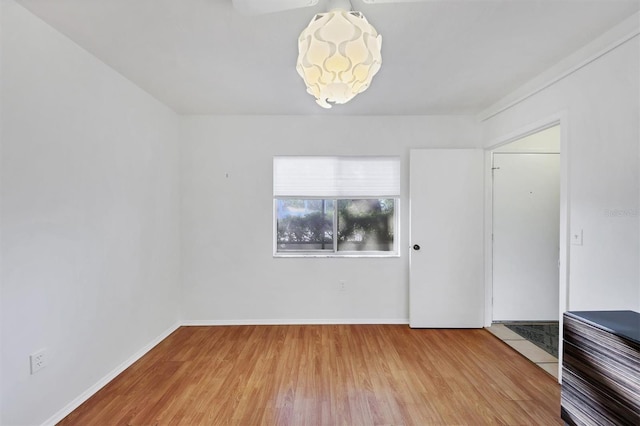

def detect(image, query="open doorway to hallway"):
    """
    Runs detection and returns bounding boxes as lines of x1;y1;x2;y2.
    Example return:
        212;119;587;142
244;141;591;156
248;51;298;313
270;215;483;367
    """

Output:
488;125;561;377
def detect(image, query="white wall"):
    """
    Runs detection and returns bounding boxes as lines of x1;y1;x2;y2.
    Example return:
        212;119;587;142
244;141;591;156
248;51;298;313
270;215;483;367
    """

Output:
493;125;560;153
180;115;480;323
491;152;560;321
482;31;640;312
0;1;181;425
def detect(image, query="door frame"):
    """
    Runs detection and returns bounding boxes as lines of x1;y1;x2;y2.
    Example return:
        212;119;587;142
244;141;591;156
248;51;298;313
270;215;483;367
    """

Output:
482;113;569;381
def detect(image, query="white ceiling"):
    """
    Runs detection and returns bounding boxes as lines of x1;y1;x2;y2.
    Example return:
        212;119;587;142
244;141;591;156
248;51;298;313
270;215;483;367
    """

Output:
15;0;640;115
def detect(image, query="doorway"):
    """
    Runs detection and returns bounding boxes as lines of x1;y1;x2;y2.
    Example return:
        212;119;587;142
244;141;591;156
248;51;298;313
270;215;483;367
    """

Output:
492;151;560;320
490;125;561;361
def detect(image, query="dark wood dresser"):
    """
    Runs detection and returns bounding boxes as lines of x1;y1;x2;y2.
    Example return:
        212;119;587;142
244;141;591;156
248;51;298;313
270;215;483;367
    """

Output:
561;310;640;425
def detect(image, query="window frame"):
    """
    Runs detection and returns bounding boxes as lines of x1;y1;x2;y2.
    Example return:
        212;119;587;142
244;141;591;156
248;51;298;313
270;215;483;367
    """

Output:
273;197;400;258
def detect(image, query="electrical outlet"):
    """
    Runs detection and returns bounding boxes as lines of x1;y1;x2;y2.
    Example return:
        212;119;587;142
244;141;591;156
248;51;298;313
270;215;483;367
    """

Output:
30;349;47;375
339;281;346;292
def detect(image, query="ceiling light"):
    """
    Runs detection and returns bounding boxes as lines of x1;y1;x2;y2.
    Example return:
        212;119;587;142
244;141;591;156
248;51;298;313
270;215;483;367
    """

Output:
296;6;382;109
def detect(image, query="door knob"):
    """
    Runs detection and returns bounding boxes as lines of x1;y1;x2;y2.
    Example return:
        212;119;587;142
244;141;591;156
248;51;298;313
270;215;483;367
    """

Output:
413;244;421;251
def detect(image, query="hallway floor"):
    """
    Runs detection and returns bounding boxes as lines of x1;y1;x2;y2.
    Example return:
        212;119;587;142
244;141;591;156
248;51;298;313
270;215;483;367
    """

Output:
486;323;559;379
504;322;559;357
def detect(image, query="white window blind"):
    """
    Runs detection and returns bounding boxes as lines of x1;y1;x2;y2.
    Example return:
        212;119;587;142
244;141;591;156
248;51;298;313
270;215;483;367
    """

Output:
273;156;400;198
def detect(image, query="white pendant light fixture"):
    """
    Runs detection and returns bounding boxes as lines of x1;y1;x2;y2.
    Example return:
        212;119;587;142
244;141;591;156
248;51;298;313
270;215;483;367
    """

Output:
296;1;382;108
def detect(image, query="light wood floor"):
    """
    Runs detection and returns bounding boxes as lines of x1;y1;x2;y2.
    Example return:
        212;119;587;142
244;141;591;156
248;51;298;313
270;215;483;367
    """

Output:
59;325;561;425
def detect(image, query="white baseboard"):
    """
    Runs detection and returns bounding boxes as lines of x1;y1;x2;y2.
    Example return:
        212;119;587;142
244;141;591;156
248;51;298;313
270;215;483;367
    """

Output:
41;322;181;426
182;318;410;326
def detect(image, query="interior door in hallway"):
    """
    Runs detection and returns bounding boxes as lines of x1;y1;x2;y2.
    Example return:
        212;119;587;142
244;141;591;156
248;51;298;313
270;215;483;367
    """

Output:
409;149;484;328
492;153;560;321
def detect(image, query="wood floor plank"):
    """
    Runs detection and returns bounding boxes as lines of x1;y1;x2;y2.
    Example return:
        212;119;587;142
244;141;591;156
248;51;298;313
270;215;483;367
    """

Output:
58;325;561;425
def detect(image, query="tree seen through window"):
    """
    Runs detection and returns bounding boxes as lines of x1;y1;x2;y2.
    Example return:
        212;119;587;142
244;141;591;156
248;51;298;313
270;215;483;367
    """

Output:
276;199;394;252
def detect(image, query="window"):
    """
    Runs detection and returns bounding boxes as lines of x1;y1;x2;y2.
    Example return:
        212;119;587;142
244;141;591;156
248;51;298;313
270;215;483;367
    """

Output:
274;156;400;256
276;199;334;251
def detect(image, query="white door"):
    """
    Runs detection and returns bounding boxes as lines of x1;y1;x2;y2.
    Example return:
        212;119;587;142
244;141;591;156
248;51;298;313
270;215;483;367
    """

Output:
492;153;560;321
409;149;484;328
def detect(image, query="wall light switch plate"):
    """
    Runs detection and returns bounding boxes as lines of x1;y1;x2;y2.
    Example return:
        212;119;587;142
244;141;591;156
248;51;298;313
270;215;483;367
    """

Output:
571;229;583;245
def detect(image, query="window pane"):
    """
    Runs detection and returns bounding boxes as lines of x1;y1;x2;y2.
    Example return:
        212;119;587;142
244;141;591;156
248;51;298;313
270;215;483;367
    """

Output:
276;199;334;251
337;199;394;252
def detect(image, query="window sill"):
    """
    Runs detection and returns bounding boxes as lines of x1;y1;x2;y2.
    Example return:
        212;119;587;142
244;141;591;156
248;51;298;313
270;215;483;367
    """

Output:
273;253;400;258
